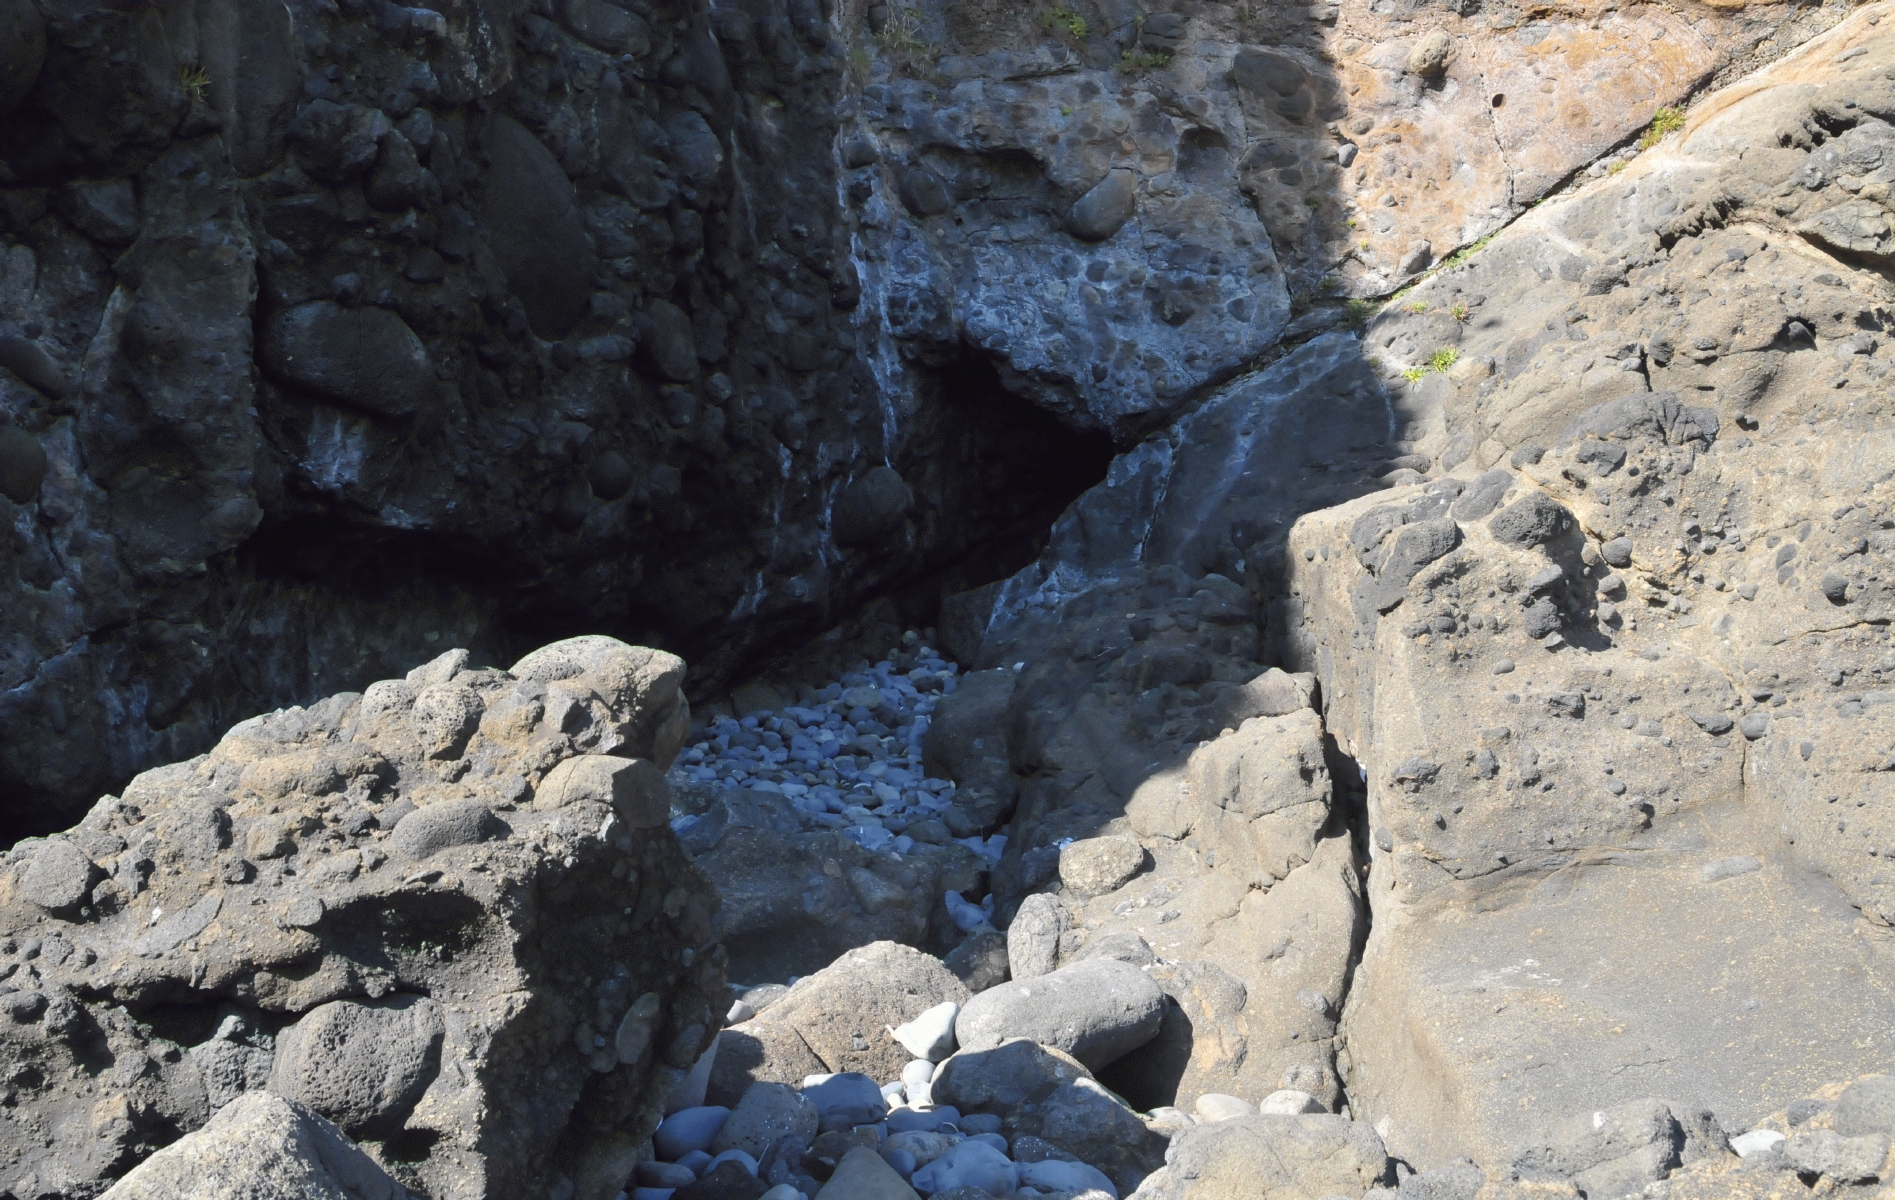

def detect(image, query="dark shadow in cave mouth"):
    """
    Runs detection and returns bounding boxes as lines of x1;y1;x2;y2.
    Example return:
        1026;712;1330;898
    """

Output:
502;347;1118;695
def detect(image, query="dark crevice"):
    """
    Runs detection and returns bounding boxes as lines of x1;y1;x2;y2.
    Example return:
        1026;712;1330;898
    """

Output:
1320;718;1372;1120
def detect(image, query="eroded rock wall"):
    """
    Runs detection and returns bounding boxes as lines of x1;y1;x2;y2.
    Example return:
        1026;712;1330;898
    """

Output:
1270;4;1895;1174
0;0;1103;838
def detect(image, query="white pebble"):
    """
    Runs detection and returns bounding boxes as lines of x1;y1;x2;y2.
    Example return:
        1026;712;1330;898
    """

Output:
892;1001;960;1062
1194;1093;1256;1122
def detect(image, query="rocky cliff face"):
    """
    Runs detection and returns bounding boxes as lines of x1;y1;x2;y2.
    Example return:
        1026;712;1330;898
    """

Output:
8;0;1895;1196
0;0;1110;837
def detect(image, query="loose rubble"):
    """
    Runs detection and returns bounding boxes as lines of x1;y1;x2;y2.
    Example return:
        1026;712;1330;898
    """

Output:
670;639;1003;869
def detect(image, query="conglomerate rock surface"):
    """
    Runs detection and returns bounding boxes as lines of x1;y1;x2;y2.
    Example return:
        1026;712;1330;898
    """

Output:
0;0;1107;837
0;636;724;1200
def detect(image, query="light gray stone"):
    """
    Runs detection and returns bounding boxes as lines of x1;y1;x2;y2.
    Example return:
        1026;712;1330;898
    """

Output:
97;1092;409;1200
955;958;1164;1071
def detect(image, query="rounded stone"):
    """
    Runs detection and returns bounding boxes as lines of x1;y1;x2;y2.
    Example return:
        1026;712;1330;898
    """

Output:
1006;892;1066;981
258;301;433;419
910;1140;1016;1196
588;451;636;501
899;167;951;216
0;425;47;505
23;839;95;911
656;1105;731;1159
1600;537;1635;567
933;1038;1092;1113
267;995;445;1139
953;957;1165;1071
389;799;504;859
1408;29;1453;75
1835;1075;1895;1137
1489;492;1573;549
1196;1093;1257;1121
0;0;47;116
481;114;593;339
833;466;913;546
1066;168;1138;242
1259;1089;1325;1115
1058;834;1147;899
892;1000;960;1062
534;754;669;828
712;1082;817;1161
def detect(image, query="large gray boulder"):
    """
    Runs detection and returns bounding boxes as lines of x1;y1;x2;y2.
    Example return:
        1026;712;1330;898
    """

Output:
954;957;1164;1072
932;1037;1093;1113
98;1091;408;1200
0;638;718;1200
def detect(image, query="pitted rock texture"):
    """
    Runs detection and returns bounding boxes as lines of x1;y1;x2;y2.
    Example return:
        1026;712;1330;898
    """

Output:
1266;6;1895;1176
0;0;1107;837
0;636;724;1200
832;0;1845;442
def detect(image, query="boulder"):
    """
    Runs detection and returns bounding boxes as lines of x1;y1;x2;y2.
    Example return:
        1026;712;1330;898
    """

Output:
258;301;434;419
816;1145;922;1200
833;467;914;546
481;114;593;339
1002;1074;1167;1193
711;943;968;1103
1059;836;1147;899
955;958;1164;1071
713;1083;818;1161
1066;170;1138;242
1006;892;1066;980
266;995;446;1139
0;638;719;1200
891;1000;959;1062
933;1038;1094;1113
96;1091;409;1200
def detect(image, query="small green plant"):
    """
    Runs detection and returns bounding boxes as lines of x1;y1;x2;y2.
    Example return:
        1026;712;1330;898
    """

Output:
1449;300;1469;322
1043;6;1089;37
1407;301;1429;314
179;63;211;105
1428;346;1460;373
1441;232;1494;271
1402;365;1429;383
1639;106;1686;151
1060;105;1073;117
1606;159;1627;175
1118;48;1172;71
1343;298;1375;330
1289;291;1314;316
1345;216;1357;228
877;8;930;74
1319;275;1341;293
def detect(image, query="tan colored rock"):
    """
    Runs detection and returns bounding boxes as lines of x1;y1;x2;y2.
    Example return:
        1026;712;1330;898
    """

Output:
98;1092;408;1200
708;942;968;1104
1273;5;1895;1176
1059;835;1148;898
